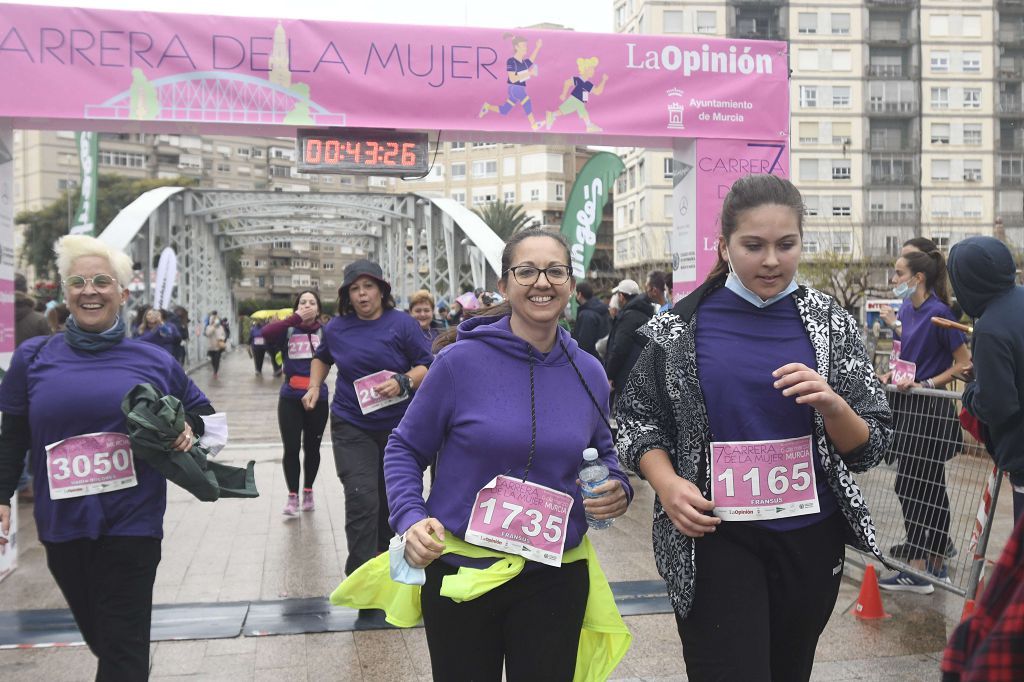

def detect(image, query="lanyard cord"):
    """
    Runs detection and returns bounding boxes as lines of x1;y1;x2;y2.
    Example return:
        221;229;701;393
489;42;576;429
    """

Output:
558;338;614;436
522;346;538;482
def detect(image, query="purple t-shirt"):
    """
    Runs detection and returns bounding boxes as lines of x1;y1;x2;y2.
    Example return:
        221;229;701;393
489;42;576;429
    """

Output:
314;308;433;431
0;334;210;542
571;76;594;102
696;288;837;531
896;294;967;383
260;313;328;402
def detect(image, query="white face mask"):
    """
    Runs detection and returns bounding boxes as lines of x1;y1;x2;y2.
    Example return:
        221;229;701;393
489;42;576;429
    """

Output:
723;247;799;309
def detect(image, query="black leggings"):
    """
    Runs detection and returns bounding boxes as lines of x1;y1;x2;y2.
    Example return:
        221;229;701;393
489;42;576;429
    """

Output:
676;513;846;682
207;349;223;374
252;346;281;373
421;558;589;681
278;396;328;493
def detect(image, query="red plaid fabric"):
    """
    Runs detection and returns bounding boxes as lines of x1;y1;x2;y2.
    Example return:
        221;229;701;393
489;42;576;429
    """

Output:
942;515;1024;681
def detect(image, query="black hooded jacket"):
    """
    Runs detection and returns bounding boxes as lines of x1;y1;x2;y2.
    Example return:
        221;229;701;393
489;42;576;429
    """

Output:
605;294;654;388
948;236;1024;485
572;296;611;361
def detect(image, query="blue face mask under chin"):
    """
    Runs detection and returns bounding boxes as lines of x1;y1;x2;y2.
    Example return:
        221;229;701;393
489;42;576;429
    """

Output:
892;280;914;300
723;250;799;308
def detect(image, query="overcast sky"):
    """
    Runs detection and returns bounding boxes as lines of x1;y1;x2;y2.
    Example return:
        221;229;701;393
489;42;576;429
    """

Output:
7;0;615;34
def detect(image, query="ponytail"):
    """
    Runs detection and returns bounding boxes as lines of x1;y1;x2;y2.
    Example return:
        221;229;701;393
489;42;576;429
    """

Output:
903;250;951;305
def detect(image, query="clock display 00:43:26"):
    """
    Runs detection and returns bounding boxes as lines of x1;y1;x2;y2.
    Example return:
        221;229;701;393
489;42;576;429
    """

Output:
303;138;419;166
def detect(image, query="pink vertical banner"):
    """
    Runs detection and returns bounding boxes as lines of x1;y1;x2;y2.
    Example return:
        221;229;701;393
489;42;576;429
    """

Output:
0;122;14;370
671;138;789;300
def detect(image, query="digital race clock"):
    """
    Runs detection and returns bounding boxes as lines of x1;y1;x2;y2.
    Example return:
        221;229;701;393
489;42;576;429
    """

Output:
295;128;430;176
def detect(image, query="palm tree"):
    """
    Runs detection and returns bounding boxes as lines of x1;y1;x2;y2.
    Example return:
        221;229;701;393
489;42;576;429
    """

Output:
472;199;533;241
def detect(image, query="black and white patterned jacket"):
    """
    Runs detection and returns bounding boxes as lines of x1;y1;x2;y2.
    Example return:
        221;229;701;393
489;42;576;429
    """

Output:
615;278;894;620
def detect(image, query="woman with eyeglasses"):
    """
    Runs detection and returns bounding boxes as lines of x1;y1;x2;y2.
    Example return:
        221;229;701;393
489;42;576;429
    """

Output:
0;235;213;680
615;175;892;681
381;228;633;680
302;260;432;593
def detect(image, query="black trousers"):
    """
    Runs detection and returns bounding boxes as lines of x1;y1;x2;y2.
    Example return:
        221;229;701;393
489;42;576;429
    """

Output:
44;536;162;682
421;558;589;682
676;513;845;682
252;346;281;373
330;416;393;575
278;396;328;493
206;349;223;374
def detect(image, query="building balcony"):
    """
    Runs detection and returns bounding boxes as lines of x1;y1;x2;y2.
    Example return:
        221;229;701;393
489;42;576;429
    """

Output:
868;172;916;186
867;99;918;116
868;28;912;44
866;0;915;7
999;0;1024;9
999;26;1024;45
998;61;1024;80
867;64;917;79
733;28;786;41
869;210;919;224
1000;95;1024;114
866;137;918;152
729;0;785;6
998;212;1024;227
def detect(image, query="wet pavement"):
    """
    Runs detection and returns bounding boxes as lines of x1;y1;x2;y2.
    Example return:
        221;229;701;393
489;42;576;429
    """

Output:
0;349;1017;680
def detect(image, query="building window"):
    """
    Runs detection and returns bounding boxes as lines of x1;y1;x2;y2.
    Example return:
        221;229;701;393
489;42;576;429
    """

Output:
638;159;646;184
450;142;466;150
799;121;819;144
931;88;949;110
472;192;498;205
831;13;850;35
832;122;852;145
799;158;819;181
798;49;819;71
931;52;950;73
628;203;635;224
663;194;674;218
798;13;817;34
831;159;851;180
804;195;819;216
530;188;541;202
832;87;850;108
98;151;147;168
962;52;981;73
931;159;951;181
832;196;852;217
663;10;683;33
451;191;466;204
831;50;852;71
800;86;818;108
931;123;951;144
696;11;716;34
663;157;675;179
555;183;565;202
472;160;497;177
58;178;78;190
932;196;951;217
963;88;982;109
639;197;646;220
504;190;516;203
930;15;950;36
628;167;636;189
963;123;982;146
963;15;982;38
964;160;983;182
451;163;466;179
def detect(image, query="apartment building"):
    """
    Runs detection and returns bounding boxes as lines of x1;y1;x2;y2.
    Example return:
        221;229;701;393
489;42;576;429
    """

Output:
395;141;617;285
12;130;394;299
613;0;1023;270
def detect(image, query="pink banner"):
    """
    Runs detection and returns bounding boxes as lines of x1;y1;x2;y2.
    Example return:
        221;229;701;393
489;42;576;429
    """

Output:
0;5;789;143
672;138;789;299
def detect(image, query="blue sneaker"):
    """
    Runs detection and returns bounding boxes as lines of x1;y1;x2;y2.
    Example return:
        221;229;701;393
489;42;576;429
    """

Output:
930;564;952;585
879;571;934;594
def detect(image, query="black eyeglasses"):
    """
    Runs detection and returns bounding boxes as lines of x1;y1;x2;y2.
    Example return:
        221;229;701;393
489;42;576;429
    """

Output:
505;265;572;286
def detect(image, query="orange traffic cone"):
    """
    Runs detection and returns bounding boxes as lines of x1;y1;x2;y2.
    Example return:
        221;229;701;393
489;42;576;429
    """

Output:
854;565;891;620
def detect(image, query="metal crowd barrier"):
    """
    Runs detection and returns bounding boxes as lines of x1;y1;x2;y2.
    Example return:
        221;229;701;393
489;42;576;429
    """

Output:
851;384;1003;599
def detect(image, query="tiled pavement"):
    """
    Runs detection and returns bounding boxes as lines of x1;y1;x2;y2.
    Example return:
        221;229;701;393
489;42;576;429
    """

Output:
0;349;1017;680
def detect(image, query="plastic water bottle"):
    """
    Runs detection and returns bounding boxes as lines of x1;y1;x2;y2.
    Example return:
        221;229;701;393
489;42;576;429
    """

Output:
579;448;613;530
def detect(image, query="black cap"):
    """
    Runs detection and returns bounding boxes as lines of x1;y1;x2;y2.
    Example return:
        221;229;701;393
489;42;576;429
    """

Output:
340;259;388;292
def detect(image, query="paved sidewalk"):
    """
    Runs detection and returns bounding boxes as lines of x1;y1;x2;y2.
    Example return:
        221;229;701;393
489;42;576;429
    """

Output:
0;349;1017;680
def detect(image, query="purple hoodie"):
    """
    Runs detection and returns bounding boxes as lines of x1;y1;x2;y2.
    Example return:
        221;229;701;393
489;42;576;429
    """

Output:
385;314;633;557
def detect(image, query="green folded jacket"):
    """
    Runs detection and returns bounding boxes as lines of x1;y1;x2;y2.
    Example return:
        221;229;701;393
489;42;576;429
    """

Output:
121;383;259;501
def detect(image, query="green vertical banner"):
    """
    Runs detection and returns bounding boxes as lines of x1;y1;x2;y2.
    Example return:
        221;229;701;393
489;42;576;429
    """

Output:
560;151;625;281
69;131;99;235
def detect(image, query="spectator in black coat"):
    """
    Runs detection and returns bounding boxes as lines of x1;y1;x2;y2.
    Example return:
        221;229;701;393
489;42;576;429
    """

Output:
572;281;611;361
605;278;654;394
948;236;1024;522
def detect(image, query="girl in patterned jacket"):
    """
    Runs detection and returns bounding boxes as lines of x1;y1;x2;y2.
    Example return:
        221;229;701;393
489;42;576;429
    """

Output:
616;174;893;682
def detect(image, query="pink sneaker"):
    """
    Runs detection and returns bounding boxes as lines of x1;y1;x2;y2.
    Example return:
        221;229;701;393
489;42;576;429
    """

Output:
301;489;315;512
283;493;299;516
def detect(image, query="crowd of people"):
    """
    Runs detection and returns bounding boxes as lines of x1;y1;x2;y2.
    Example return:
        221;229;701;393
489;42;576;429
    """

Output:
1;174;1022;680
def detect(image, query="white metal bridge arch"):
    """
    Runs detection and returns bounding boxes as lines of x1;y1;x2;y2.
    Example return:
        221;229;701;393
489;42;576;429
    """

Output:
98;187;503;365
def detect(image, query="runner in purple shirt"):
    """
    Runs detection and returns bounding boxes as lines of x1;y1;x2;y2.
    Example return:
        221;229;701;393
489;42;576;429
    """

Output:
0;235;212;681
302;260;431;590
478;34;544;130
878;249;971;594
260;290;329;517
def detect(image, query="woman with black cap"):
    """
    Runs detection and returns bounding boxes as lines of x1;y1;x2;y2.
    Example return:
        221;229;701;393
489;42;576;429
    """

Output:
302;260;433;586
